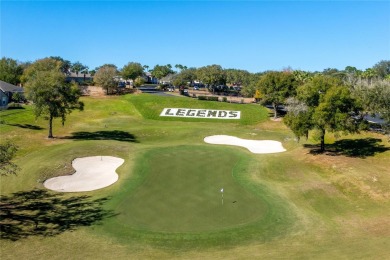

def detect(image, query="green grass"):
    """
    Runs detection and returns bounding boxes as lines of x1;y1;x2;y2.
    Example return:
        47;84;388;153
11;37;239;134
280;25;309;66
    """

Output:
126;94;269;125
97;145;295;248
117;145;267;233
1;94;390;259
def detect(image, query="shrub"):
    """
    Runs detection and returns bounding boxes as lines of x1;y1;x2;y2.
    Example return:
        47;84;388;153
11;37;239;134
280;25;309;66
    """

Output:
208;96;219;101
7;102;23;109
197;96;219;102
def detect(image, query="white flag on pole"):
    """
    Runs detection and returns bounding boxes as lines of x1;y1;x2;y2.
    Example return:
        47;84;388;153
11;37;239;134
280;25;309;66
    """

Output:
221;188;224;193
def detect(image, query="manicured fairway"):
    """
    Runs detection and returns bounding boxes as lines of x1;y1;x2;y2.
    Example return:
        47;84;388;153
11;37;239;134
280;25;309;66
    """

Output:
116;145;267;233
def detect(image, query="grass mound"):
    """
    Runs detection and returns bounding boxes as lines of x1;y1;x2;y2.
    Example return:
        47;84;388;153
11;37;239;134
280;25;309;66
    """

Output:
126;94;268;125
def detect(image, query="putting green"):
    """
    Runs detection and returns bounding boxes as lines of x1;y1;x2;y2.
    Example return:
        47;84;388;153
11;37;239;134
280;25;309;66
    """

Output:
116;145;268;233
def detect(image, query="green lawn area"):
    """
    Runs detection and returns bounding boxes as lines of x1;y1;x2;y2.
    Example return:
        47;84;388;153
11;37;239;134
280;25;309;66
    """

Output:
1;94;390;259
116;145;268;233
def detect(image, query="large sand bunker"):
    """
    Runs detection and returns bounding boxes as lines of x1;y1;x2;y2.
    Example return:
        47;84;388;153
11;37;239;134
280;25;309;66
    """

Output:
204;135;286;154
44;156;124;192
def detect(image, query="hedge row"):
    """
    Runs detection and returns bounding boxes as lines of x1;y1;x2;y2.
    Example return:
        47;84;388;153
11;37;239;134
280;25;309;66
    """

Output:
197;96;219;101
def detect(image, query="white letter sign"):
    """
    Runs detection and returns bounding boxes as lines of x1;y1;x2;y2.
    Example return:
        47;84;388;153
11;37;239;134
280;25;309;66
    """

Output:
160;108;241;119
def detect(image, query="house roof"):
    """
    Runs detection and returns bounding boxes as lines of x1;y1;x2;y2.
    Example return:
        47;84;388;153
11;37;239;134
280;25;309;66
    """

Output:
160;73;175;82
0;80;24;93
67;72;93;78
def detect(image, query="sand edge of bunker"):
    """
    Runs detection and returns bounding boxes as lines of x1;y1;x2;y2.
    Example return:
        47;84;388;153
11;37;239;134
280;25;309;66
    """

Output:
44;156;124;192
204;135;286;154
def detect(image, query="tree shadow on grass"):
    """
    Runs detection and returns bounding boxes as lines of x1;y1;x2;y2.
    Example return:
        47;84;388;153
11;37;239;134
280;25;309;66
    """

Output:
0;189;117;241
7;123;44;130
64;130;138;142
304;138;390;158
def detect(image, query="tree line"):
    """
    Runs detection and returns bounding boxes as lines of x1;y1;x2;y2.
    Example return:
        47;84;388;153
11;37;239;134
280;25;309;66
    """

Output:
1;56;389;153
2;57;389;90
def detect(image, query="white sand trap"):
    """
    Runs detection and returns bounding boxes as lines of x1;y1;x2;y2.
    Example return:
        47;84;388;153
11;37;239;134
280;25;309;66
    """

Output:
44;156;124;192
204;135;286;154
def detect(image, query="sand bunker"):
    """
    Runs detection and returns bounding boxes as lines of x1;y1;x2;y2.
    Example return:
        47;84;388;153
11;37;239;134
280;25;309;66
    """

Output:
204;135;286;154
44;156;124;192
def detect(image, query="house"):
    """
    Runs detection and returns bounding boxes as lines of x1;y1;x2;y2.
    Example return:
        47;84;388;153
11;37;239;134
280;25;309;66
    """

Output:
0;80;24;109
65;72;93;84
159;74;175;85
144;72;158;84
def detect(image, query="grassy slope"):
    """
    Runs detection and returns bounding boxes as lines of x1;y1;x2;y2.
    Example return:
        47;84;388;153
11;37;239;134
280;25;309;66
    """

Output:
1;94;390;259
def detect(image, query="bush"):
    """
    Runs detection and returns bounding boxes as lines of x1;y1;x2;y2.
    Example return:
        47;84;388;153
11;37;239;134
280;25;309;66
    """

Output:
208;96;219;101
197;96;219;102
7;102;23;109
222;97;227;102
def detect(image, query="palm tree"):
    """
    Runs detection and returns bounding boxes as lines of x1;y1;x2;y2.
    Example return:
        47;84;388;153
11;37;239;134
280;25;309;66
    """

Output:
362;68;378;85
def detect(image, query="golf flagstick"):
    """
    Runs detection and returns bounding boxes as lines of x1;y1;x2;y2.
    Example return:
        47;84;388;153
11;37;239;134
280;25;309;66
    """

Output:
221;188;224;205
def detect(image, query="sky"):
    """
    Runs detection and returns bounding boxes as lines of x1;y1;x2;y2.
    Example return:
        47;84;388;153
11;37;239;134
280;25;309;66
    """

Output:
1;1;389;73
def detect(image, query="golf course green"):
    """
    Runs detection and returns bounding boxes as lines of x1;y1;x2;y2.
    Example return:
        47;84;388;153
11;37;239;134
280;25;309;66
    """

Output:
116;145;269;233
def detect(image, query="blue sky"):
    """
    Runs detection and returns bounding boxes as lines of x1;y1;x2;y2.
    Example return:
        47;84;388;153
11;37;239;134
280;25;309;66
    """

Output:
1;1;389;73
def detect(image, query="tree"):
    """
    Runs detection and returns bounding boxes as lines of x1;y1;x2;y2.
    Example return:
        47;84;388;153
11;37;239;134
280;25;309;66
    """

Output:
0;140;19;176
285;75;362;152
94;65;117;94
175;64;184;71
71;61;88;78
196;65;226;87
89;69;96;76
351;79;390;134
292;70;313;86
361;68;378;85
49;56;71;74
0;57;24;85
373;81;390;133
241;72;262;97
225;69;251;86
11;92;24;103
257;71;297;119
23;58;84;138
133;76;145;87
254;89;262;102
95;64;117;72
343;66;362;86
284;98;311;141
143;65;149;72
372;60;390;79
121;62;144;82
312;86;360;151
151;64;174;81
172;76;187;88
172;67;197;87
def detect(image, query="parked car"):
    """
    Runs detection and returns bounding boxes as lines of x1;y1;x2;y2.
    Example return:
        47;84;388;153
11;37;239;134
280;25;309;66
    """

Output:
180;87;189;96
193;83;205;90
